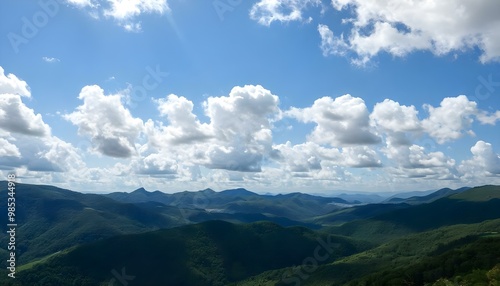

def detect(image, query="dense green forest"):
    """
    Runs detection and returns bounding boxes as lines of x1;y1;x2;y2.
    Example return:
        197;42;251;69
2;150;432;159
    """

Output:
0;183;499;285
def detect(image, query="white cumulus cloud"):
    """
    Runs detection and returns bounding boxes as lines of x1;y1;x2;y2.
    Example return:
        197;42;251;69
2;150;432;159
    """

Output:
323;0;500;65
421;95;499;144
64;85;144;158
0;94;51;137
384;143;457;180
154;94;211;145
287;94;380;147
0;67;30;97
144;85;280;173
460;141;500;176
371;99;421;133
0;138;21;158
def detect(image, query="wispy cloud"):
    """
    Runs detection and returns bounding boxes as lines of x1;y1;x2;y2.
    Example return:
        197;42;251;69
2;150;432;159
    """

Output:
65;0;169;32
42;56;60;63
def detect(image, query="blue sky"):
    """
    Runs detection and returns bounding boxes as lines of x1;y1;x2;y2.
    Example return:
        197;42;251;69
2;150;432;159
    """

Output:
0;0;499;194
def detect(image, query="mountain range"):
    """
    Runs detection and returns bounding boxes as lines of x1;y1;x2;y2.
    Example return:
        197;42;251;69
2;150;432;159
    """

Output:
0;182;498;285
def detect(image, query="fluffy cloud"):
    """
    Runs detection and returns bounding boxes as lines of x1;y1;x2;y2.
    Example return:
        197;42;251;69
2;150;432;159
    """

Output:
371;99;421;133
203;145;265;172
370;99;422;146
0;94;51;136
145;85;280;173
0;66;49;137
273;141;380;175
1;64;498;191
201;85;279;171
471;141;500;174
250;0;321;26
421;95;499;144
132;152;178;176
342;146;381;168
384;143;457;180
0;67;85;173
0;138;20;158
64;85;144;158
287;94;380;147
273;142;330;172
460;141;500;176
7;136;85;172
323;0;500;65
0;67;30;97
154;94;211;145
205;85;278;144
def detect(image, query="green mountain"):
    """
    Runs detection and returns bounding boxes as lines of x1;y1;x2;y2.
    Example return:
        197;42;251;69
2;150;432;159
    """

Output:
0;182;327;266
0;181;180;264
385;187;470;204
4;221;371;286
326;185;500;243
1;183;498;285
449;185;500;201
309;203;411;226
106;188;350;221
236;218;500;286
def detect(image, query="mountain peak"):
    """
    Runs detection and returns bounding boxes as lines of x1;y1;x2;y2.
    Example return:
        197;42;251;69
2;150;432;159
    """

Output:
132;187;149;194
220;188;257;196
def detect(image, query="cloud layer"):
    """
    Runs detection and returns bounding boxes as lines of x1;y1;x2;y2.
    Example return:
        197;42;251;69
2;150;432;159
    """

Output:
1;66;499;192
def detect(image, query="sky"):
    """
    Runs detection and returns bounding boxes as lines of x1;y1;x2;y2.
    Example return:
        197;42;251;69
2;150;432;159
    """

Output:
0;0;499;194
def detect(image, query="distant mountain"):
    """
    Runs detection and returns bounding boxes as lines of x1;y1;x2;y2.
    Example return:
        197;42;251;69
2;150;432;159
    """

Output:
333;192;386;204
385;187;470;204
9;221;371;286
384;189;438;201
328;185;500;243
106;187;350;220
309;187;474;228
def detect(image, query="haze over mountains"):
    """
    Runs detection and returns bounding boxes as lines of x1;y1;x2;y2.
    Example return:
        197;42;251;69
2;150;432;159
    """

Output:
0;182;499;285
